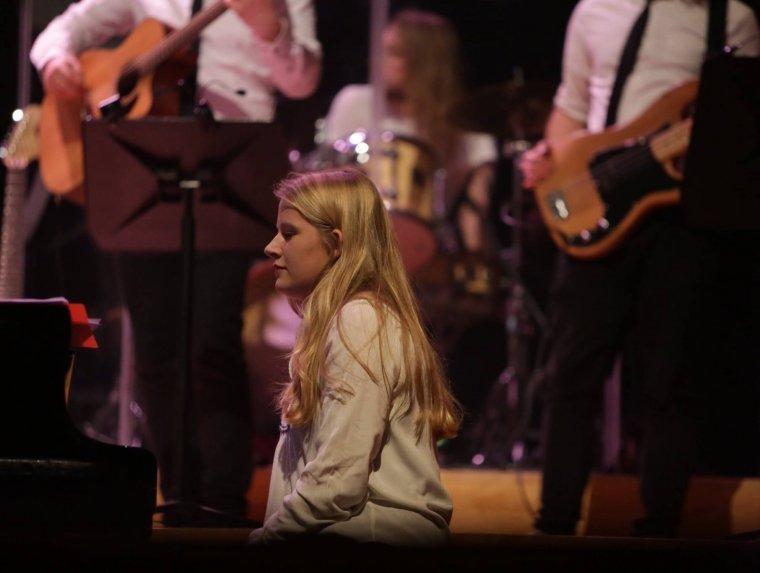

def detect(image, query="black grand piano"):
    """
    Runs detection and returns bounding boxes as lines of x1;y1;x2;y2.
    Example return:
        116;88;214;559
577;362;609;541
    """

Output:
0;298;156;543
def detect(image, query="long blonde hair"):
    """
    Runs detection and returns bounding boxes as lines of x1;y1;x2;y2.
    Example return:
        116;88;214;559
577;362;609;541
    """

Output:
275;168;461;440
390;9;464;163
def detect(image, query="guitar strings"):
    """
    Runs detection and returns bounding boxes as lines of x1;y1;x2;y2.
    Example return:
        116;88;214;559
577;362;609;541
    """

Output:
548;120;689;197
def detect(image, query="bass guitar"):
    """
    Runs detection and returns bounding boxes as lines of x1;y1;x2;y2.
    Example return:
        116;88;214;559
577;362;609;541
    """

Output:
534;80;699;260
38;0;228;204
0;105;41;299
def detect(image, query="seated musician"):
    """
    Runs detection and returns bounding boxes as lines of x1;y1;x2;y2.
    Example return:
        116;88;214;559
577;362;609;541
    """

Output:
323;8;498;264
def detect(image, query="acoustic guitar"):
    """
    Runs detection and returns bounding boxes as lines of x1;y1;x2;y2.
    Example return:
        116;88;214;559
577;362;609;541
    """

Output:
0;105;41;299
38;0;228;204
534;80;699;260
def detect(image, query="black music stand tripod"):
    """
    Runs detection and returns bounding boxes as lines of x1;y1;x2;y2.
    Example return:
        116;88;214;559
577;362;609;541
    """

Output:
83;115;290;526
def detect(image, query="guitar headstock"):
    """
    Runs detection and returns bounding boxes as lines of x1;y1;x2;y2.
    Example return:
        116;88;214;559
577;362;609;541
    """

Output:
0;104;41;170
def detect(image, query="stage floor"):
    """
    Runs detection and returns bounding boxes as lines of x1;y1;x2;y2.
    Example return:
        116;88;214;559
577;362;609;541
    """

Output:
241;465;760;540
6;467;760;572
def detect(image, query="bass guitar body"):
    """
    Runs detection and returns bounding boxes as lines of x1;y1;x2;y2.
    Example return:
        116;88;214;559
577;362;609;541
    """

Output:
534;80;699;260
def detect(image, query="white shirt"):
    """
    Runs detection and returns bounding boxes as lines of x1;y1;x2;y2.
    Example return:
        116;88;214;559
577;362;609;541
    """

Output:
250;299;453;546
30;0;322;121
556;0;760;132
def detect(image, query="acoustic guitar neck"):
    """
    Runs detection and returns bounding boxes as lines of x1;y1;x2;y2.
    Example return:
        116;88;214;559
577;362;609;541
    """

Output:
127;0;228;79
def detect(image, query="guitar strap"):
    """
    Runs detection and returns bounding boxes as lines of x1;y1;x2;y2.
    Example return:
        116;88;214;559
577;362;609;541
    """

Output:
604;0;652;127
707;0;728;58
179;0;205;114
191;0;204;59
605;0;733;128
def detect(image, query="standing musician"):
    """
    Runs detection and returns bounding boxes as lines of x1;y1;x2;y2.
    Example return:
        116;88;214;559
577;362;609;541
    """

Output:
30;0;322;527
519;0;759;537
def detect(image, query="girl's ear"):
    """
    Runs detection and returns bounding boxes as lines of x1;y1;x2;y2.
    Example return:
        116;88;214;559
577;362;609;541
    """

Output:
331;228;343;259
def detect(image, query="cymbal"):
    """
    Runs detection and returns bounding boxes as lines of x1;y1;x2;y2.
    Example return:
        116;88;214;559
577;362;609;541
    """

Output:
449;80;556;141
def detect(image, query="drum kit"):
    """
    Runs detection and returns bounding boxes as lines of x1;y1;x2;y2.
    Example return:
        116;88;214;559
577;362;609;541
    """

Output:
294;128;446;276
449;80;558;467
290;79;557;468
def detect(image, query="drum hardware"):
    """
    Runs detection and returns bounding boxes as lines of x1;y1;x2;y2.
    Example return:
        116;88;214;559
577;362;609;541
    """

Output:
453;260;492;297
432;167;448;222
467;139;550;469
295;128;446;276
379;147;399;204
450;253;508;298
448;80;556;141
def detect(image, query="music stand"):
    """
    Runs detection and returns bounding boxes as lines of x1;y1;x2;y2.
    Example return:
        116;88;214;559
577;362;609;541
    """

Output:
82;116;290;524
682;54;760;231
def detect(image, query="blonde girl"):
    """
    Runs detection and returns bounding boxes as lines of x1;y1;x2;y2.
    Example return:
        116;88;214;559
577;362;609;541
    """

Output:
249;168;461;546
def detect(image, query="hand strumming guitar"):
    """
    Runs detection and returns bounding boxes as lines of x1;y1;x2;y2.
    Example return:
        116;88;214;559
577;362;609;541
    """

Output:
518;139;554;190
519;105;587;190
41;53;85;101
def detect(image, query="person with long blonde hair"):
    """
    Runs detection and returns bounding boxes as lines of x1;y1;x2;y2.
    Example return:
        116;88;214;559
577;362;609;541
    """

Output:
323;8;498;258
248;167;461;546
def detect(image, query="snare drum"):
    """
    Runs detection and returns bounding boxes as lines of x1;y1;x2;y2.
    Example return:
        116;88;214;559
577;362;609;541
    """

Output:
368;132;443;221
316;130;446;274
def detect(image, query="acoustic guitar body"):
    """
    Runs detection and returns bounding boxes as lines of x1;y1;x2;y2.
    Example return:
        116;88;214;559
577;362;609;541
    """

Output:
39;18;197;201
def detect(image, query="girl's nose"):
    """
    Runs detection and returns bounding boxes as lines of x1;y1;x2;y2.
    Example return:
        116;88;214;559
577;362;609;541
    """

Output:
264;236;280;259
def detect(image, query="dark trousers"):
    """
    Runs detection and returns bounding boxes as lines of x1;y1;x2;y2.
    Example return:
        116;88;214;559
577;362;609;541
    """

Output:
534;212;716;536
118;251;254;516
